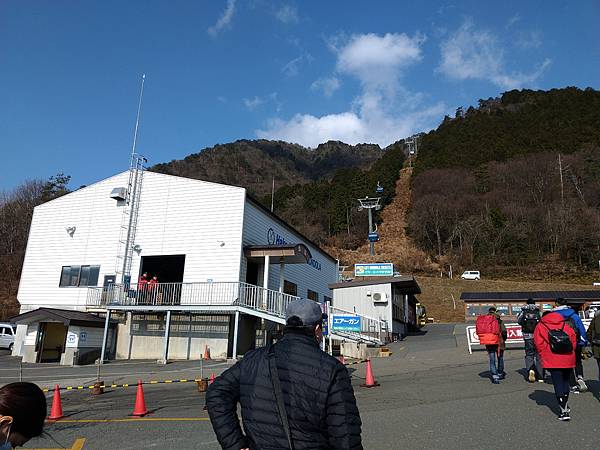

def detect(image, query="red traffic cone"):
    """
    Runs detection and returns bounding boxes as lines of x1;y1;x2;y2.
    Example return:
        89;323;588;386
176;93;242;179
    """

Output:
339;355;346;365
48;385;63;420
203;345;211;360
361;359;379;388
132;379;149;416
209;373;215;385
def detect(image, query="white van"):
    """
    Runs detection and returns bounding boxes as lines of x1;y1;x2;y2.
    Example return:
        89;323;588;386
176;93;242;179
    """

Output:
0;323;16;351
460;270;481;280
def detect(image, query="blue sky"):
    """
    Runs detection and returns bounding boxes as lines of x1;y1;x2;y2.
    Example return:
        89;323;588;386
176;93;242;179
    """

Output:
1;0;599;190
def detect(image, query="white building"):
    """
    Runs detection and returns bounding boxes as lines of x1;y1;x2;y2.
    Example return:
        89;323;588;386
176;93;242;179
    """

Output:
328;276;421;341
12;170;338;364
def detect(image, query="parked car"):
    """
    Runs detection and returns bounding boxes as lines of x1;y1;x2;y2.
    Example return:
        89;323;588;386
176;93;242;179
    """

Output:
0;323;16;351
460;270;481;280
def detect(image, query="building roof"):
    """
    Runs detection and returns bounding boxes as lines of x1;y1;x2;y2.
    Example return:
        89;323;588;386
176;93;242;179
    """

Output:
11;308;115;328
329;276;421;294
460;291;600;303
244;244;312;264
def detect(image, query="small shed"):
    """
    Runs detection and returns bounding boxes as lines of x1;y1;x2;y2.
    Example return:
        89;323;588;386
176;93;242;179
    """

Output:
329;276;421;340
11;308;117;365
460;290;600;322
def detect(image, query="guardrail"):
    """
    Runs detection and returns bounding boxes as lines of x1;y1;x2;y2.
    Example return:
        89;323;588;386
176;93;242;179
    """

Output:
87;282;299;319
328;305;389;345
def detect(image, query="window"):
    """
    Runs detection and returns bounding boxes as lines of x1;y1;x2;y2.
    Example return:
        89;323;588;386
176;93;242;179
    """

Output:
283;280;297;297
59;265;100;287
495;305;509;316
324;296;332;304
511;305;525;315
307;290;319;301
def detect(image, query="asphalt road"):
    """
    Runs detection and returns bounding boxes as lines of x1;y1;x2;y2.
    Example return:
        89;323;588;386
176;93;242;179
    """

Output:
6;325;600;449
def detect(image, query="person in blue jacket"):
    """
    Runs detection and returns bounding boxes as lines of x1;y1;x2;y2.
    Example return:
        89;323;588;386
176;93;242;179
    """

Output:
553;298;588;392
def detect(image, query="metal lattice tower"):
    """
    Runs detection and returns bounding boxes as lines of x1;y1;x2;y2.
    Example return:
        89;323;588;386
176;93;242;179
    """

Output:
115;154;146;283
115;74;147;284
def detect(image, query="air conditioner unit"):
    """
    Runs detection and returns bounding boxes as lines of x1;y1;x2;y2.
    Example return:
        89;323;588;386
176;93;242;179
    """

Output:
373;292;388;303
110;187;127;201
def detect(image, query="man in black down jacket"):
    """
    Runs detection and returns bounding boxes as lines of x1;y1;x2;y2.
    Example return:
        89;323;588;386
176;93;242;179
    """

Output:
206;298;362;450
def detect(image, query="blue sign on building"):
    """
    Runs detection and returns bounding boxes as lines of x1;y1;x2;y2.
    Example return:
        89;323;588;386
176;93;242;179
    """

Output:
354;263;394;277
331;315;362;332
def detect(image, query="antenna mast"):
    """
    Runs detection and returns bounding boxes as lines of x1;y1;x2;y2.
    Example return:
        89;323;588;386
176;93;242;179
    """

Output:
115;74;148;284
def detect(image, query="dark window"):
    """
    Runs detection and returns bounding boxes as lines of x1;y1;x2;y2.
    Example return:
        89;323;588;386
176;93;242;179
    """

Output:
324;296;332;304
283;280;297;296
59;265;101;287
307;290;319;301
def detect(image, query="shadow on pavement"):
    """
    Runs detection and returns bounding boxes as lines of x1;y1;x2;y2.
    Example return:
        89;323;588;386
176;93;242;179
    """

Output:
528;390;557;414
406;330;428;337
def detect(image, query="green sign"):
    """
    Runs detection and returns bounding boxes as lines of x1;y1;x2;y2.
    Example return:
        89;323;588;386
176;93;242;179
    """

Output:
354;263;394;277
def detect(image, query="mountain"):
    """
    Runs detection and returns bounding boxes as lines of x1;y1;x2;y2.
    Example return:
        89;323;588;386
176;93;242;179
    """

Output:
408;87;600;277
151;139;383;197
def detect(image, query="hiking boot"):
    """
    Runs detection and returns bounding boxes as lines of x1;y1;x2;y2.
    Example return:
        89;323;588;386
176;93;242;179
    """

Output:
528;369;536;383
558;411;571;421
498;372;506;380
569;386;580;394
576;377;588;392
491;378;500;384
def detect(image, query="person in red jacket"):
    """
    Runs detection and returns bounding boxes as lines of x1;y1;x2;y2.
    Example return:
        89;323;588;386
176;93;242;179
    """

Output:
534;311;577;421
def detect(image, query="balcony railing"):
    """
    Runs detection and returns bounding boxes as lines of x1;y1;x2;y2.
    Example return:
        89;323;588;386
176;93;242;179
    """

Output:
86;282;299;319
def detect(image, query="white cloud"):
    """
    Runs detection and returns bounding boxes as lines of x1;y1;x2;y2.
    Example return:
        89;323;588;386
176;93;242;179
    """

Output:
257;32;443;147
207;0;236;37
506;14;521;28
516;30;543;49
275;4;298;24
310;77;341;97
438;20;551;89
243;92;280;111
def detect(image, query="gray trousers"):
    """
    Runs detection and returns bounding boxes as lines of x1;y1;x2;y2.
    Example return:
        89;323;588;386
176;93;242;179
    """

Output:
524;338;543;377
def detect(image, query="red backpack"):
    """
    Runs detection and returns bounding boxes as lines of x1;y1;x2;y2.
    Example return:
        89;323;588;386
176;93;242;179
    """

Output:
476;314;500;345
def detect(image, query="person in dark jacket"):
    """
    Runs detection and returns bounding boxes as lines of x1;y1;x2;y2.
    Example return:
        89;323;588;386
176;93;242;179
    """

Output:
517;298;543;382
586;311;600;381
206;298;362;450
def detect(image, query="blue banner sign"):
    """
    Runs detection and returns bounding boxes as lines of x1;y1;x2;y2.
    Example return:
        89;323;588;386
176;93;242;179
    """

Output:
354;263;394;277
332;315;362;332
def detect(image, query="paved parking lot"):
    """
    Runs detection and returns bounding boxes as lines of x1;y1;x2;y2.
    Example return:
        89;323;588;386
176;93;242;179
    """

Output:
2;326;599;449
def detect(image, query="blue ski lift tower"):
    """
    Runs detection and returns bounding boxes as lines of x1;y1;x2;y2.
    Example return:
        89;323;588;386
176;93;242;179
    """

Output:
357;195;381;256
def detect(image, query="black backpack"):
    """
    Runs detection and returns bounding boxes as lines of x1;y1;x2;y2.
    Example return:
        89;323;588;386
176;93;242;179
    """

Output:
519;309;540;334
541;320;573;354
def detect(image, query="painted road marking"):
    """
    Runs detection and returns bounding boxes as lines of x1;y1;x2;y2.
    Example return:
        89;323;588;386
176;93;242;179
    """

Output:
47;418;210;423
30;437;86;450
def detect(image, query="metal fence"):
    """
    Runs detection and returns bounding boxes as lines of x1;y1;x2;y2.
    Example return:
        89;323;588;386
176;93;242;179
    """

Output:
328;305;388;345
87;281;299;319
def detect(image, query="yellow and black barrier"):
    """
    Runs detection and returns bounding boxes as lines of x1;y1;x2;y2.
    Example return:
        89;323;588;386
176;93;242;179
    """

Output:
42;378;206;393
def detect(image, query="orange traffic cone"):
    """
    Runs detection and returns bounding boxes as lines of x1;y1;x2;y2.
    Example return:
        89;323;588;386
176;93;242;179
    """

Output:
339;355;346;365
209;373;215;385
203;345;211;360
361;359;379;388
132;379;149;417
48;385;63;420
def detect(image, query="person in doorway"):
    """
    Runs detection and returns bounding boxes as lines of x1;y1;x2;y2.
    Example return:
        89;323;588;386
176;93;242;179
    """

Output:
137;272;149;304
517;298;543;382
206;298;362;450
552;298;588;393
586;309;600;381
476;307;507;384
534;310;577;421
148;275;158;304
0;382;47;449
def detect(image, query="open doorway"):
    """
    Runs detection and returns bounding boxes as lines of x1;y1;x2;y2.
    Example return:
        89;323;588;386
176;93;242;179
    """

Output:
140;255;186;283
246;261;260;286
37;323;67;363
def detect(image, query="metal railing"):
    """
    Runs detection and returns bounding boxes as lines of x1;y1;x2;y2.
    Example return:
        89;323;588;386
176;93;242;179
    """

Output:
328;305;389;345
86;282;299;319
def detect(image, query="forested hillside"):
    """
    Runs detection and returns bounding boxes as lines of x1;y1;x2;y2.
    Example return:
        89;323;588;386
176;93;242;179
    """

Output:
152;139;383;197
409;87;600;277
